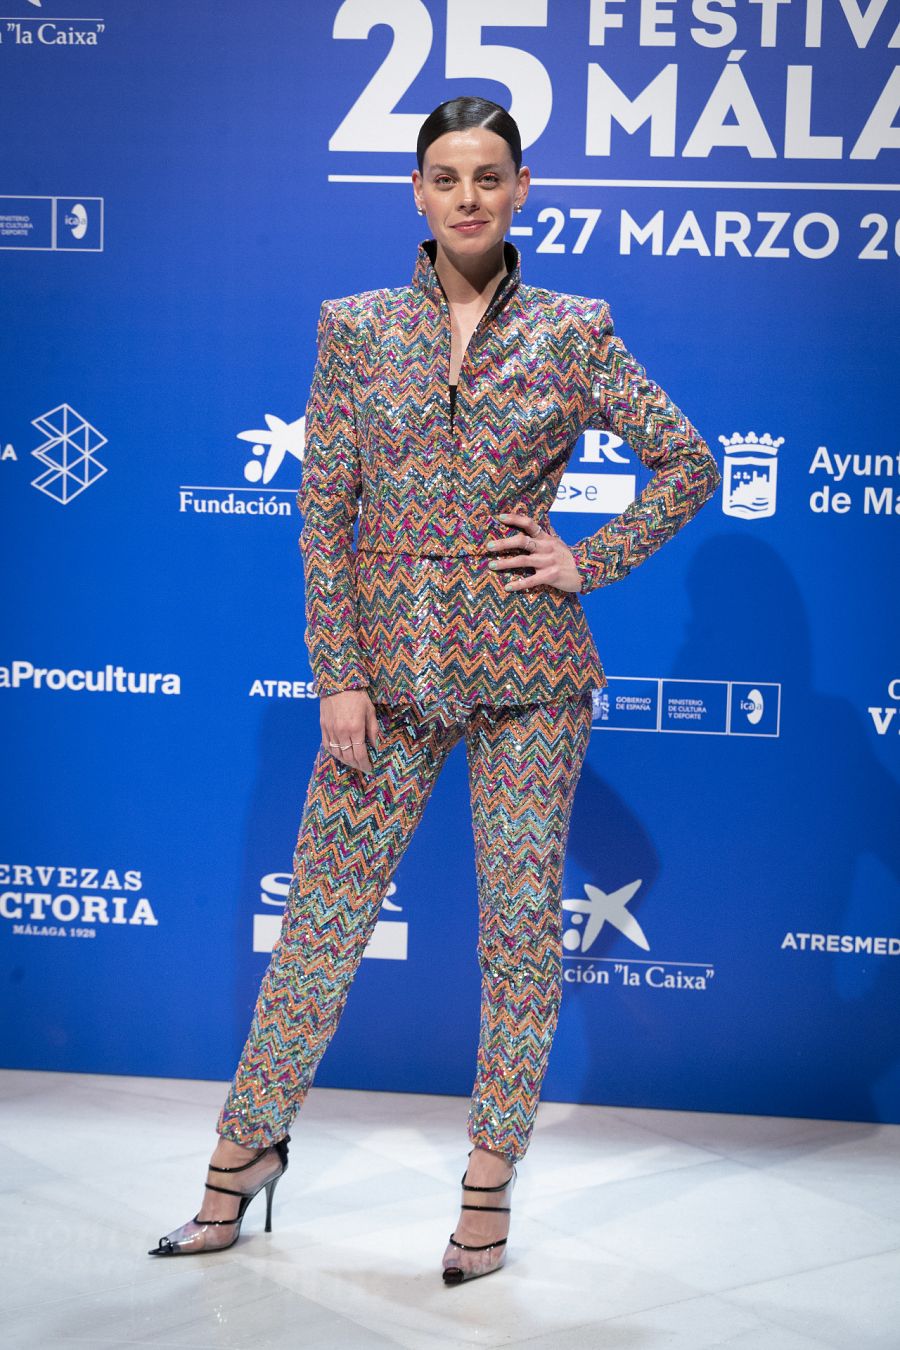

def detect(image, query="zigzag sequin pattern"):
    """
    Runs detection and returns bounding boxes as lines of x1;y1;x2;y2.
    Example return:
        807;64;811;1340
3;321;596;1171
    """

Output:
296;239;722;705
217;691;593;1158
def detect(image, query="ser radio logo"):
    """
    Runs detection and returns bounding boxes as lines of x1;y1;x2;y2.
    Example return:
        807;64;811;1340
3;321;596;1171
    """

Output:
555;427;637;516
252;871;407;961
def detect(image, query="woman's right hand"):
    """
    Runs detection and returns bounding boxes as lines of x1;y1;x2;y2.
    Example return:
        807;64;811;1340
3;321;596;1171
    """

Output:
320;689;380;776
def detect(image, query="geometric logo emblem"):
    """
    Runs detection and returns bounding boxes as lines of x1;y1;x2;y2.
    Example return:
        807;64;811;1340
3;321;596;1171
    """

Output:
30;403;108;504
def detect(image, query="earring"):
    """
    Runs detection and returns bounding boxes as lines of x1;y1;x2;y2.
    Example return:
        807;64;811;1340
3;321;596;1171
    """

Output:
416;205;425;215
514;202;523;213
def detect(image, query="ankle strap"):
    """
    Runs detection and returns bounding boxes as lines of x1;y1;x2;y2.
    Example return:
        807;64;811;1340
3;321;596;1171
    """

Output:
208;1146;270;1174
460;1164;516;1192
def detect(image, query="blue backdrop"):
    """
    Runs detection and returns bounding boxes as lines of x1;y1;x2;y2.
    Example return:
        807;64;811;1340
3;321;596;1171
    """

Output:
2;0;898;1125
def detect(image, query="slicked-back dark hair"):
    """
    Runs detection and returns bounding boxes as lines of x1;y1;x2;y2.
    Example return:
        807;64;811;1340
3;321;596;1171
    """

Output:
416;96;522;173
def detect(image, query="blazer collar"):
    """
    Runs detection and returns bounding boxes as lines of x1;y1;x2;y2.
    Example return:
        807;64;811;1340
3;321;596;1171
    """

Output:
412;237;521;321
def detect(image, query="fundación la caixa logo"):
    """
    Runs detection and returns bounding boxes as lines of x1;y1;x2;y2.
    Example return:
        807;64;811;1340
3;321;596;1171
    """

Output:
563;877;714;993
6;3;106;49
178;414;305;519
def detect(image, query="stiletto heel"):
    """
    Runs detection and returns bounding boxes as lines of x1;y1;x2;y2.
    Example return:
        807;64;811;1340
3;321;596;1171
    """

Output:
263;1176;279;1233
441;1147;517;1285
148;1133;290;1256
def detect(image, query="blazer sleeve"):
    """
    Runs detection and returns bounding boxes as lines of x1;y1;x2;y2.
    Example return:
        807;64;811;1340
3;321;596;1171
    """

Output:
569;301;722;593
296;298;369;697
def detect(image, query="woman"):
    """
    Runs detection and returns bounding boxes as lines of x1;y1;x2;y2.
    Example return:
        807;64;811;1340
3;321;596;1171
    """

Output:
149;96;721;1283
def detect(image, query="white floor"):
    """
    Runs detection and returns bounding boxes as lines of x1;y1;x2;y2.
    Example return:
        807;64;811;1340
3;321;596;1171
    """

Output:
1;1071;898;1349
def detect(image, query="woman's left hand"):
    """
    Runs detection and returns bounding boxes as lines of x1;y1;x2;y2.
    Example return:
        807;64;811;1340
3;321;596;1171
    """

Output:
485;512;584;593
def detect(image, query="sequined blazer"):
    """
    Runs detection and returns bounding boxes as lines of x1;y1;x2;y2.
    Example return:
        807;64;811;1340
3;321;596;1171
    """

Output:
296;238;721;709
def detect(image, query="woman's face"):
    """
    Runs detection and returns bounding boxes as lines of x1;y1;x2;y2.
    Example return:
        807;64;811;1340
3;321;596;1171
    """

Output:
412;127;529;263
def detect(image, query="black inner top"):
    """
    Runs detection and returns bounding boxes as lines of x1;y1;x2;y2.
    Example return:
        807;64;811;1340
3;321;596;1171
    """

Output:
449;382;457;419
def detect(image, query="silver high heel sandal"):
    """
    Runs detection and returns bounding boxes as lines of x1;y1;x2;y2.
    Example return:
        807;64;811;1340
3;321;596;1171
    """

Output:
442;1148;517;1284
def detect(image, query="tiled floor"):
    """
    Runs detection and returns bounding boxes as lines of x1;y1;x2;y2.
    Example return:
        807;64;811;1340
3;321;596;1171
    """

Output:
1;1070;898;1349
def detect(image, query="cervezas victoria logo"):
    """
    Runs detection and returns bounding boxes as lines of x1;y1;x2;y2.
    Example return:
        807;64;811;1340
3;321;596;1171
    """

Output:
868;678;900;737
0;862;158;939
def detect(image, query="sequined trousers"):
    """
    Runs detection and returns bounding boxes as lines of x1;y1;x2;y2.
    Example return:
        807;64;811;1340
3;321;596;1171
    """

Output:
216;689;594;1164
